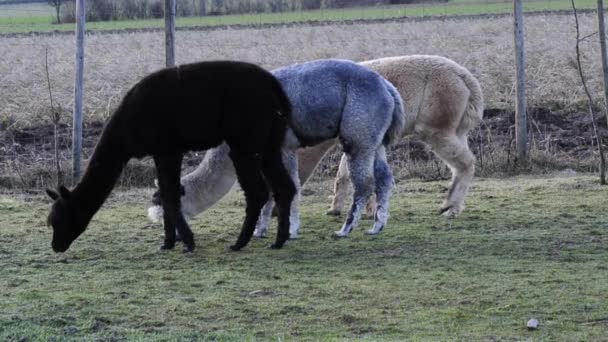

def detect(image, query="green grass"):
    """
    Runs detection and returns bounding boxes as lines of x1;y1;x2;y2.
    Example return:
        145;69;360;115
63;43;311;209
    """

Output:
0;2;53;18
0;175;607;340
0;0;599;34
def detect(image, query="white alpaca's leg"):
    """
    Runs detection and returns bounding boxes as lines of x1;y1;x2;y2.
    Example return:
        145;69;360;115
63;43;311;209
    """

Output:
284;149;301;239
254;199;274;238
428;134;475;218
335;151;374;237
254;149;301;239
366;146;393;235
327;153;351;216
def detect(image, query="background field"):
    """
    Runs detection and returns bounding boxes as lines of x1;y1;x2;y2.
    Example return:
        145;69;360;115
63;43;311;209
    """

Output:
0;175;606;340
0;0;599;33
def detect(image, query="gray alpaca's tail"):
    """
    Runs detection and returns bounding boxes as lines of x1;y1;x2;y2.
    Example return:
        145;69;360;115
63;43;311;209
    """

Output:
382;79;406;146
458;70;484;133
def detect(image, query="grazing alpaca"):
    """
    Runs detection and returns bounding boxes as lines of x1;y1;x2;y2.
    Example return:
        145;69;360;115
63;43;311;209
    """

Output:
148;55;482;238
327;56;484;219
149;59;405;238
46;61;296;253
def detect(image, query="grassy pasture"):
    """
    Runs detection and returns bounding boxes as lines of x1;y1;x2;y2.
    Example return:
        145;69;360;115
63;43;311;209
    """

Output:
0;175;606;340
0;0;598;33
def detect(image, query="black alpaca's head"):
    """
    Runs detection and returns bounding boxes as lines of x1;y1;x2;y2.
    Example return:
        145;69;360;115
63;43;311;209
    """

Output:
46;186;85;253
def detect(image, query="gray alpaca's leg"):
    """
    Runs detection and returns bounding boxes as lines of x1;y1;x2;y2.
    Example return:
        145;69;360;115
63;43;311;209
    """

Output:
254;149;301;239
366;146;393;235
334;150;375;237
428;134;475;218
328;152;377;218
327;153;350;216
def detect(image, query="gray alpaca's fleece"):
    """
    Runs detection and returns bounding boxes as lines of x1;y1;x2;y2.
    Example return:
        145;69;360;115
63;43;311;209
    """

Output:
149;55;483;238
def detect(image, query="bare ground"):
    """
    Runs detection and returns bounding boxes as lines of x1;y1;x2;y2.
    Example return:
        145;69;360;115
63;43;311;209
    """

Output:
1;105;606;190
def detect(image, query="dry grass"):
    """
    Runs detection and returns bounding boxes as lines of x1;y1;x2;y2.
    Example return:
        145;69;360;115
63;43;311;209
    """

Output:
0;13;606;127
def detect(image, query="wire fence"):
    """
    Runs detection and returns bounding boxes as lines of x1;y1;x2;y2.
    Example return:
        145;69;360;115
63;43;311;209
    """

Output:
0;0;600;33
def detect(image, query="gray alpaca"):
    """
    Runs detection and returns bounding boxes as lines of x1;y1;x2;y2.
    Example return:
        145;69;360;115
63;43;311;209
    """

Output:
150;59;406;239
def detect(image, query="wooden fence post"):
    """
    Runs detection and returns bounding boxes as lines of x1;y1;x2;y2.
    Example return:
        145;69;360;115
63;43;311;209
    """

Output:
598;0;608;128
73;0;86;181
514;0;528;161
165;0;176;67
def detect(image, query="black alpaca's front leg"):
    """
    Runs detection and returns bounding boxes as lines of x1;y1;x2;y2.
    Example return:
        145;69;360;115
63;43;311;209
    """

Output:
154;154;195;252
229;150;269;251
262;148;297;249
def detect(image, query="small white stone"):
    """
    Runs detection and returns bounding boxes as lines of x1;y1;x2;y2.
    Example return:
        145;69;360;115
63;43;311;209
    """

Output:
527;318;539;330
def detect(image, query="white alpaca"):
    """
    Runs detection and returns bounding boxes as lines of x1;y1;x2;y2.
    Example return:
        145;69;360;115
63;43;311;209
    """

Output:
149;55;484;237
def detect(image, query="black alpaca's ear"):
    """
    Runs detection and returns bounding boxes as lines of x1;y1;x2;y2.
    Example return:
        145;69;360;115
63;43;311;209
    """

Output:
58;185;72;199
46;189;60;201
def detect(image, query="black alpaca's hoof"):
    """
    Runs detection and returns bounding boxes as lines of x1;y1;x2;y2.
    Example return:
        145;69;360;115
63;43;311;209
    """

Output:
160;242;175;250
179;234;195;251
183;240;195;253
269;241;286;249
229;244;243;251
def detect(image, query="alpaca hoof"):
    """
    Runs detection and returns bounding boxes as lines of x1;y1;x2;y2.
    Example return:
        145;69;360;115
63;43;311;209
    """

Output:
326;209;341;216
253;230;268;239
269;243;284;249
365;227;383;235
160;243;175;250
333;231;349;238
439;205;460;219
229;244;242;251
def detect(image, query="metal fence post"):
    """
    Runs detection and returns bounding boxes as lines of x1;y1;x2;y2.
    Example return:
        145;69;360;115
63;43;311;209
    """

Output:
73;0;86;181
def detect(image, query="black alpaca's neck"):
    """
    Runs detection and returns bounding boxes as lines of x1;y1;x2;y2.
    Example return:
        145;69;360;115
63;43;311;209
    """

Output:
71;127;130;225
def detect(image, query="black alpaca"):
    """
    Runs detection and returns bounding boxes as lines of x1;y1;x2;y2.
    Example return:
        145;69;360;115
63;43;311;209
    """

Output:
46;61;296;253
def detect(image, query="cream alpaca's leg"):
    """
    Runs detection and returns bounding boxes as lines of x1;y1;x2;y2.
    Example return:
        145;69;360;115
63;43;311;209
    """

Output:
297;139;337;185
327;153;350;216
429;134;475;218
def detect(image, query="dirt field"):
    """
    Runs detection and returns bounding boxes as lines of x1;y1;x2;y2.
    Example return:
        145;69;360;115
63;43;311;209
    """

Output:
1;12;606;124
